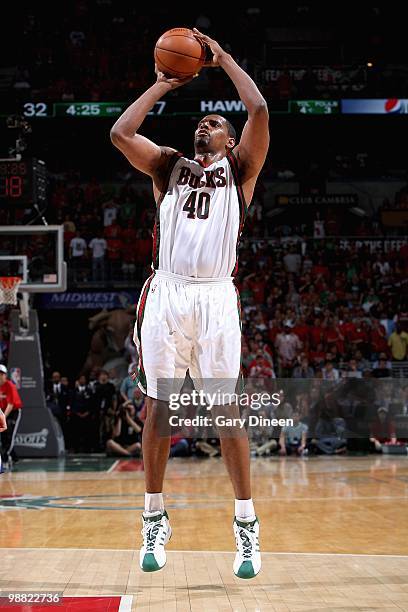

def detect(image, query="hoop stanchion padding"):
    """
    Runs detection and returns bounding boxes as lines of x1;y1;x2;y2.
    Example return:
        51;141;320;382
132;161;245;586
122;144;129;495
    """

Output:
0;277;22;305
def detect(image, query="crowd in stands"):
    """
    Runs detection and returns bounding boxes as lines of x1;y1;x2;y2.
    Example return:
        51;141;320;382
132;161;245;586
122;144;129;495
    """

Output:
37;183;408;458
10;169;398;284
51;173;408;377
45;367;145;456
44;365;408;459
2;174;407;458
236;236;408;378
9;5;408;106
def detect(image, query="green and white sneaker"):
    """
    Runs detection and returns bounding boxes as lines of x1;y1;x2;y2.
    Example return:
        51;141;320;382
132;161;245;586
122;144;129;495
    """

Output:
140;510;172;572
233;517;261;579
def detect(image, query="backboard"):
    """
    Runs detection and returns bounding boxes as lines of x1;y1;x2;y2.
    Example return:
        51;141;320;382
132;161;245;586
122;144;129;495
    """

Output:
0;225;66;293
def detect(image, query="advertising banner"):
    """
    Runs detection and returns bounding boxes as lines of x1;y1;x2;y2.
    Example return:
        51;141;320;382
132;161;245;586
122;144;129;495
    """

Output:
40;291;138;309
7;310;64;457
275;194;359;206
342;99;408;114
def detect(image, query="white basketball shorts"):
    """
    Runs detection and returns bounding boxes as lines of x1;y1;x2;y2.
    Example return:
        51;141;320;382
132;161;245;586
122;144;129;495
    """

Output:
133;269;242;402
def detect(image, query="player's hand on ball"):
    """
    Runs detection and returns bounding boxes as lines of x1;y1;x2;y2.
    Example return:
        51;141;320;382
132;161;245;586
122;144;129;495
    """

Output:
192;29;226;67
155;64;196;89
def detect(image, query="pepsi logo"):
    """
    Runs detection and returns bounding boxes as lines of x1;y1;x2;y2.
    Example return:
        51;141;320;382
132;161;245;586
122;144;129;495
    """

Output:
384;99;402;113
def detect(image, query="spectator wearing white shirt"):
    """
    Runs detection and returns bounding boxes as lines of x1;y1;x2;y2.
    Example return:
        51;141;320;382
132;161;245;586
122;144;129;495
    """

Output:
343;358;363;379
313;213;325;238
89;232;107;281
372;352;392;372
103;199;119;227
275;320;302;376
69;231;88;281
283;247;301;274
321;360;340;381
372;255;390;276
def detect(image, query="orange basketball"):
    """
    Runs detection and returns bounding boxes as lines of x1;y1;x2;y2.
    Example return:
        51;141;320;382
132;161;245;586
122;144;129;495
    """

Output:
154;28;206;78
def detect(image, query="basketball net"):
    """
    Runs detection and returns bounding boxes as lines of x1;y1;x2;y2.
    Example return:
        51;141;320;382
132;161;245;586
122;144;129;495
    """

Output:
0;277;22;306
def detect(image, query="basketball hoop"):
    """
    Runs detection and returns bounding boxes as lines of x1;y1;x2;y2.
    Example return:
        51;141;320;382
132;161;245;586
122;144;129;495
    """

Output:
0;277;22;305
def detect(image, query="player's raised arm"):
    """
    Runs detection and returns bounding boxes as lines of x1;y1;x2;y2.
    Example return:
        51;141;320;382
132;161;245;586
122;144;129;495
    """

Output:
193;29;269;183
110;69;192;185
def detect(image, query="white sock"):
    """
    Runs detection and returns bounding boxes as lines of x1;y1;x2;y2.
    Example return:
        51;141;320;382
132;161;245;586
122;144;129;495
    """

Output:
235;498;256;522
145;492;164;514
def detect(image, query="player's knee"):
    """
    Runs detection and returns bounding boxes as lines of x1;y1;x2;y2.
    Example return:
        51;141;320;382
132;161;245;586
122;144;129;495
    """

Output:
145;398;170;429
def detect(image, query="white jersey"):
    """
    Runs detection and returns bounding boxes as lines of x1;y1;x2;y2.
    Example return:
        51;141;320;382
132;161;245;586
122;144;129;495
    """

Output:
152;151;247;278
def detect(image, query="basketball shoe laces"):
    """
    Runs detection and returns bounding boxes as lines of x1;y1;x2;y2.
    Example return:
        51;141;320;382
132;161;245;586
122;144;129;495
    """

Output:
236;523;257;559
143;520;161;552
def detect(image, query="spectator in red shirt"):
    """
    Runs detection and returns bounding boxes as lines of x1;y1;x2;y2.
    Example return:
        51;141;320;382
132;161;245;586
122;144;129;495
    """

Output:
309;342;326;369
292;315;309;347
370;319;389;357
334;278;346;301
245;272;267;305
349;323;369;353
309;318;324;348
0;365;23;467
339;313;356;344
104;221;123;276
324;319;345;354
122;241;137;279
312;258;330;282
106;237;123;265
84;177;102;205
135;229;152;265
121;227;137;243
248;351;275;379
104;220;122;240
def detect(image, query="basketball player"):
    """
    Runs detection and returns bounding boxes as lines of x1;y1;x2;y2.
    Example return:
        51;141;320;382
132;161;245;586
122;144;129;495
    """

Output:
111;29;269;579
0;365;22;467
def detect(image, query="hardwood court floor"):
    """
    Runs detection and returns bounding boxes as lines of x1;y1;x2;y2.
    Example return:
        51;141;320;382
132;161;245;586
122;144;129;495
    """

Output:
0;455;408;611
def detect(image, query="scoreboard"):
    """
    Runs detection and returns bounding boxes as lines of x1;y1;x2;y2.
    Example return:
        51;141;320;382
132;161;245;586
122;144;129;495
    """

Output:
21;101;183;118
0;159;47;206
0;99;405;120
18;99;340;118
